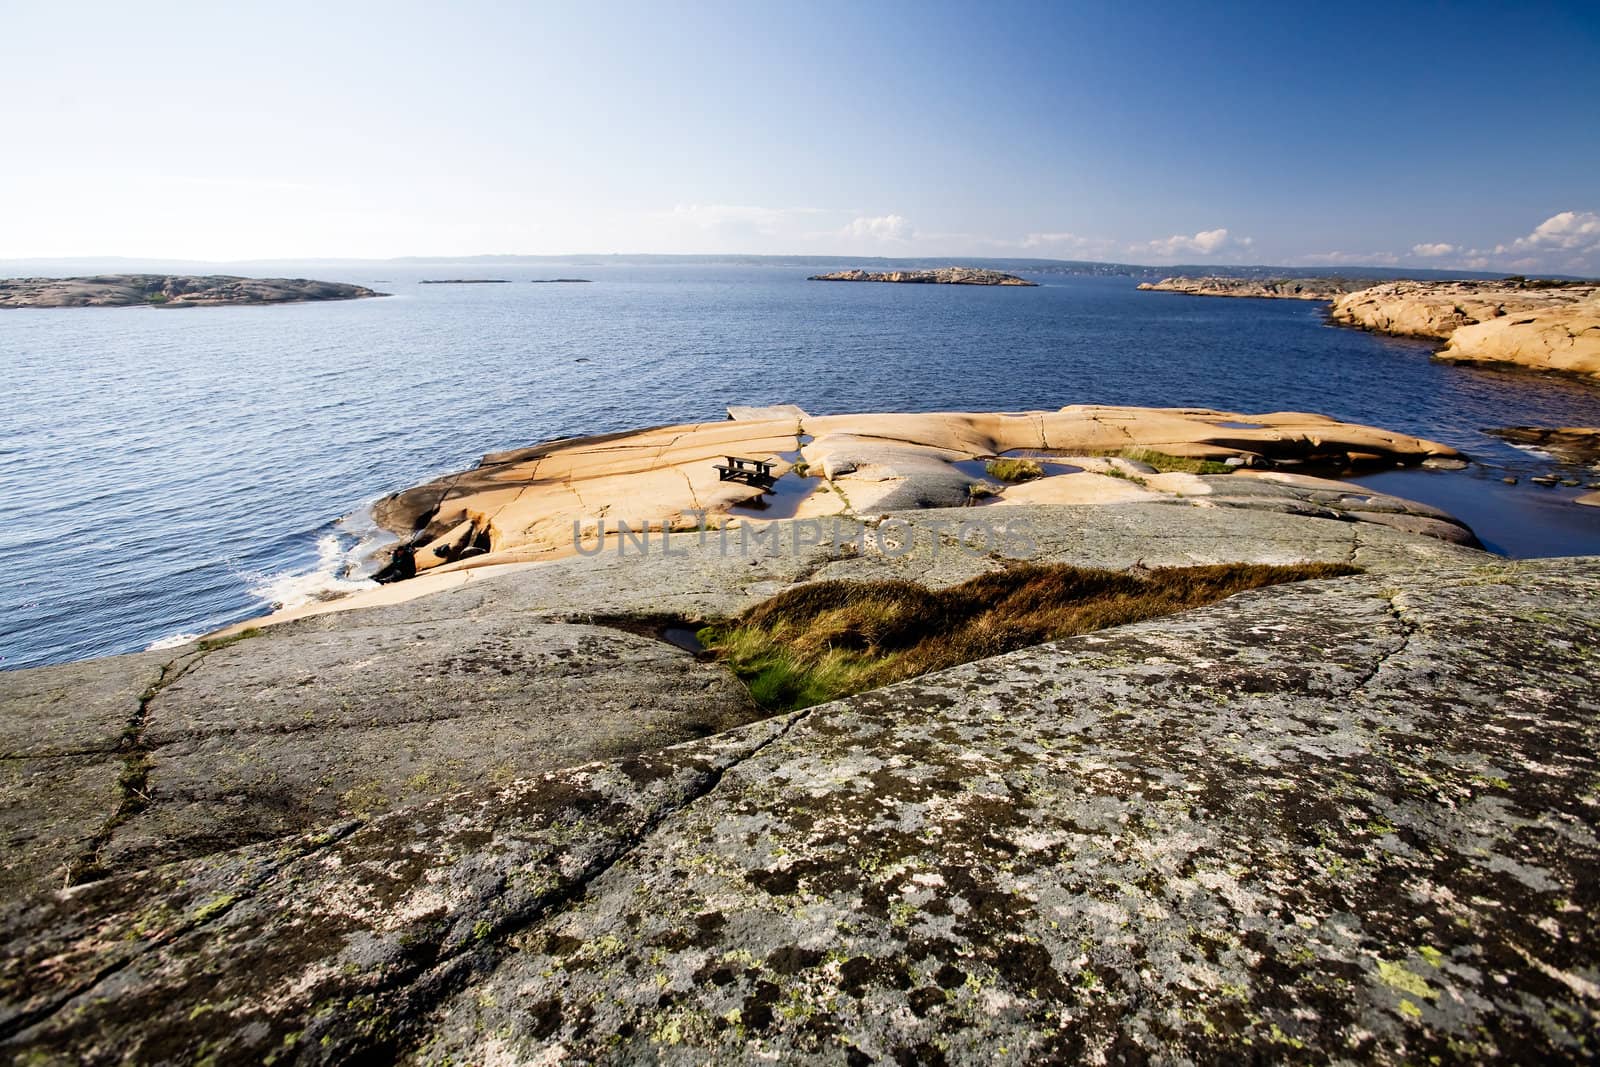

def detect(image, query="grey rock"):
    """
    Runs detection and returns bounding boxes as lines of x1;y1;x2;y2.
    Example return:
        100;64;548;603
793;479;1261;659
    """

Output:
0;651;171;894
0;622;757;891
1192;475;1482;547
2;556;1598;1063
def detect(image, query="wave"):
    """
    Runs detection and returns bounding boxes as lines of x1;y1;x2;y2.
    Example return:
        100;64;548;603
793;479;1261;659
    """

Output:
244;506;394;611
146;631;202;651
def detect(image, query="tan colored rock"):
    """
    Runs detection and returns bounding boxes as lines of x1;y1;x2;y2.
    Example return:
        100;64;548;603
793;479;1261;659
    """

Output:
1438;298;1600;377
1329;278;1597;333
359;406;1460;591
986;471;1161;505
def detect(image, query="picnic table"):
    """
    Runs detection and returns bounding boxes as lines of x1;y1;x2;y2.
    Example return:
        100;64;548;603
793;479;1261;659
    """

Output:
714;455;777;490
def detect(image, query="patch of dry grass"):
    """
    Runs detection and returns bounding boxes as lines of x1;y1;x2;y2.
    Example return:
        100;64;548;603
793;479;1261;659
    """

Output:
700;561;1358;710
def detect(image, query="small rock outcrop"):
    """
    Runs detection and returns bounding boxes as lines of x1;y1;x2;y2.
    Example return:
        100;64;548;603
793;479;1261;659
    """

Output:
0;275;385;308
1137;276;1371;300
809;267;1036;286
1486;426;1600;465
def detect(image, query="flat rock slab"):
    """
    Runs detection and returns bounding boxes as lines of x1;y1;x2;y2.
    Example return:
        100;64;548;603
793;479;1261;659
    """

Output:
0;624;757;891
0;650;172;895
2;556;1597;1062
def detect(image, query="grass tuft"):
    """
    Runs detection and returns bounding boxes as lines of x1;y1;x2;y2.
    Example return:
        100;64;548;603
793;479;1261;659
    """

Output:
985;458;1045;483
1119;448;1236;475
702;561;1358;710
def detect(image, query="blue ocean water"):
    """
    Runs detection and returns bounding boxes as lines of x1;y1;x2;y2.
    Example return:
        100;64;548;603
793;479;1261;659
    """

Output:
4;265;1600;670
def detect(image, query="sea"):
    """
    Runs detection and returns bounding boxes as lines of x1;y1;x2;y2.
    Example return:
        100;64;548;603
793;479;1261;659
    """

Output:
4;264;1600;671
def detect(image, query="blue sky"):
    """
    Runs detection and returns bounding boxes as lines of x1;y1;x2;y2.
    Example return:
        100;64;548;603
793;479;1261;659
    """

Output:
3;1;1597;271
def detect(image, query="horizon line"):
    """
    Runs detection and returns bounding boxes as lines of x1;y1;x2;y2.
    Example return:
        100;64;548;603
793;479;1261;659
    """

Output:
0;252;1554;279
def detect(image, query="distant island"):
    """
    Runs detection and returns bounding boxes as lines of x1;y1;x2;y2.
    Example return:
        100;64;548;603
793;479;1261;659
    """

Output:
809;267;1036;286
419;278;592;284
0;275;385;309
1137;276;1371;300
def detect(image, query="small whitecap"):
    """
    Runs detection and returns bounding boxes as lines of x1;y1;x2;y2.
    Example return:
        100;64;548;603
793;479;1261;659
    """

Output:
147;631;202;651
245;534;379;610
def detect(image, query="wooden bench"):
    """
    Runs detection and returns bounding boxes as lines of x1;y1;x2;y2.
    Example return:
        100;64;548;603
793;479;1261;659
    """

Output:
714;455;777;490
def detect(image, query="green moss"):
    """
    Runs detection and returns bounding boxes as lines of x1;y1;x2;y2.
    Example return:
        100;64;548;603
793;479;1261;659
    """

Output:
192;893;238;923
1376;959;1435;1000
197;627;261;652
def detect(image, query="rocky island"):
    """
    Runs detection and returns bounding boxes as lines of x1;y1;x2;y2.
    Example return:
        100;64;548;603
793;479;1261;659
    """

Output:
0;275;385;309
4;402;1599;1063
1137;276;1372;300
809;267;1036;286
1142;275;1600;380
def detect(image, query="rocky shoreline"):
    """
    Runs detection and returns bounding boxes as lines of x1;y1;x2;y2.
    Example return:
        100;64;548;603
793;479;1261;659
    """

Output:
1332;280;1600;377
809;267;1036;286
1141;275;1600;379
0;274;385;309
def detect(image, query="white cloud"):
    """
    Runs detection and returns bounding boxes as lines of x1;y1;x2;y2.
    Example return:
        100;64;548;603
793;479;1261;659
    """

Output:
1390;212;1600;274
665;203;828;235
1019;231;1120;257
1140;228;1253;259
1503;210;1600;254
842;214;914;242
1296;250;1401;266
